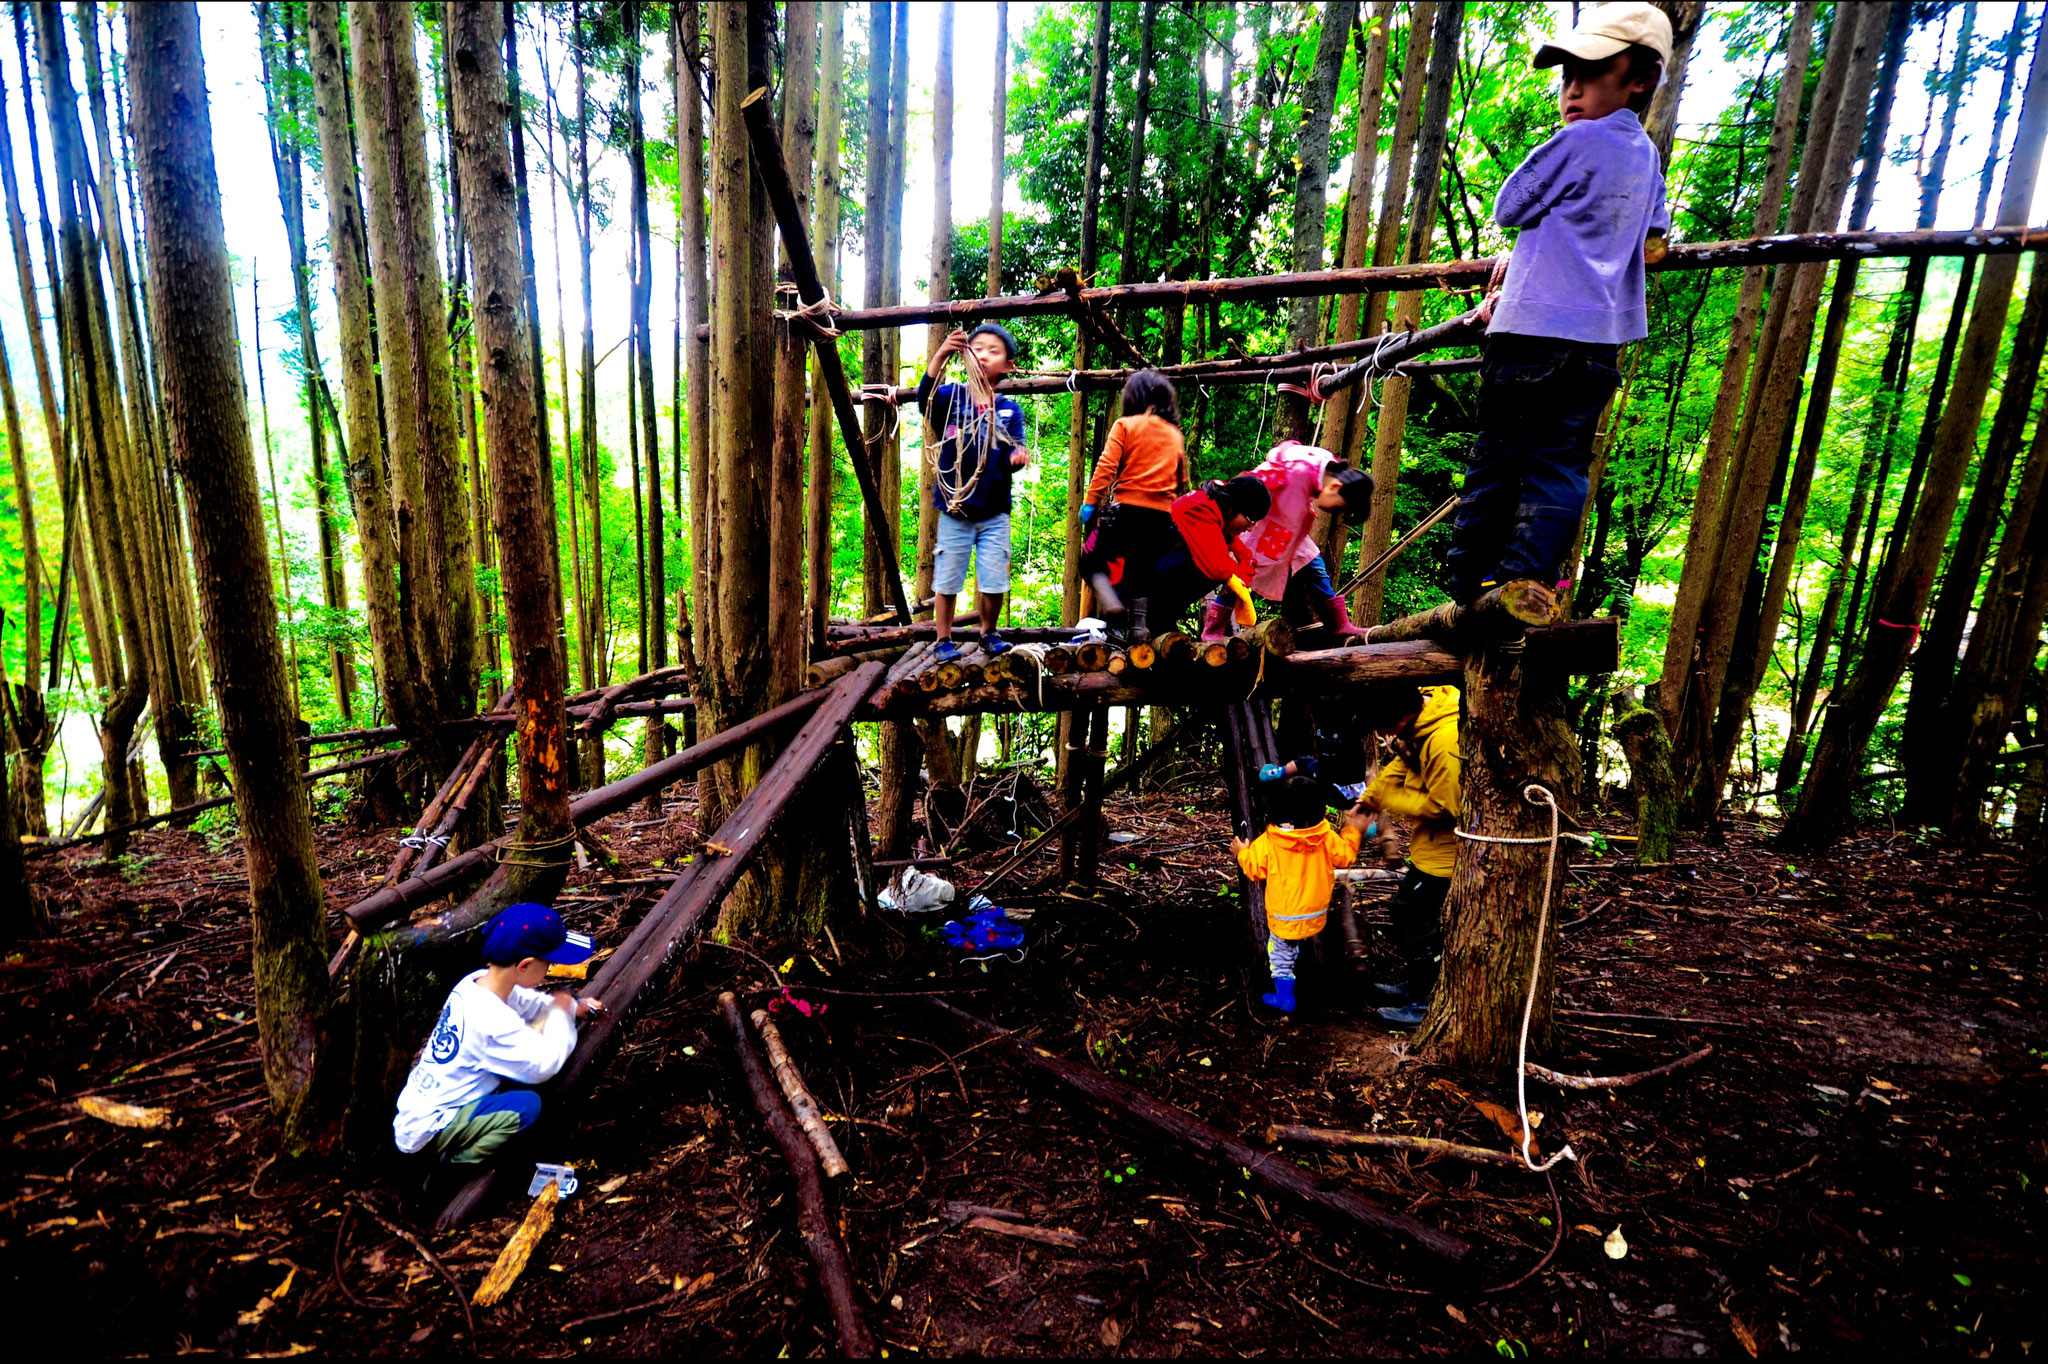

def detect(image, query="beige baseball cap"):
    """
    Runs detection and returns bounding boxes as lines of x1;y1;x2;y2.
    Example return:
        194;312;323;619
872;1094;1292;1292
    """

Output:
1534;2;1674;71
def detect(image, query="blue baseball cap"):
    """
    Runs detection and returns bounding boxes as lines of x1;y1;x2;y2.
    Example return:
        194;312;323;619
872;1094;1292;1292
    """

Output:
481;903;595;966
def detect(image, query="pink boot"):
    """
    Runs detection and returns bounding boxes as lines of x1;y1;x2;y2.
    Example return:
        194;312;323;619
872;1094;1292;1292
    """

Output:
1200;595;1233;641
1315;594;1370;643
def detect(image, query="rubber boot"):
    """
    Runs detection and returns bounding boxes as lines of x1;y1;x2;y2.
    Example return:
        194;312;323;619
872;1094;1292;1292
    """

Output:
1200;595;1232;641
1127;597;1151;646
1261;976;1297;1013
1089;571;1126;619
1315;593;1370;643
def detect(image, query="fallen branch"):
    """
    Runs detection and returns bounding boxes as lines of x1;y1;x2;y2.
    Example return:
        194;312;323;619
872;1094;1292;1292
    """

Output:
1522;1044;1715;1091
719;992;875;1357
473;1179;560;1308
1265;1125;1530;1171
751;1008;850;1178
919;997;1472;1264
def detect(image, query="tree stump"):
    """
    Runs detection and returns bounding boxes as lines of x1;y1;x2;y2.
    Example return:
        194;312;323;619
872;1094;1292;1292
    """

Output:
1611;703;1677;864
1416;641;1580;1072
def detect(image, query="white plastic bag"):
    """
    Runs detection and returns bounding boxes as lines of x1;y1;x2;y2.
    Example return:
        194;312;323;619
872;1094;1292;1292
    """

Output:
878;865;957;914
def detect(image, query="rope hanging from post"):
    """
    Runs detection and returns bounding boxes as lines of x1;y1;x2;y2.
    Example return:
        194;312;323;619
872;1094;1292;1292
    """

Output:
1454;783;1592;1173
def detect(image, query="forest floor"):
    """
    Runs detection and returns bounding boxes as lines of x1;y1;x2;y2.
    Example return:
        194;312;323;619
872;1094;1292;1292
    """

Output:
3;756;2043;1359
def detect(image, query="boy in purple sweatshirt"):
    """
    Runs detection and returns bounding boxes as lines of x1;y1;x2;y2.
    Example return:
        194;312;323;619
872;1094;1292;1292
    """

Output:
1444;2;1672;610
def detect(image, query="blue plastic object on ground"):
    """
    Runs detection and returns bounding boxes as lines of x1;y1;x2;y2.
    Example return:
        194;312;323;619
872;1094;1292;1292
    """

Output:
943;900;1026;953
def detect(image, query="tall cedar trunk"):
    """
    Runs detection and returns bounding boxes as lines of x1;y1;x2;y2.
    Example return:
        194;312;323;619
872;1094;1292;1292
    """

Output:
259;3;358;723
34;5;147;856
1417;649;1581;1069
81;3;203;814
575;2;606;780
1656;1;1814;733
1276;0;1357;445
987;2;1007;295
859;1;895;618
627;0;668;792
1113;0;1158;304
130;0;335;1142
1949;381;2048;832
874;1;917;853
306;2;415;769
1788;36;2048;851
1919;272;2048;825
545;21;583;764
1900;6;2036;821
805;1;845;651
1354;1;1457;626
772;1;820;701
1062;0;1112;629
1641;1;1704;165
913;2;955;606
1313;1;1391;576
1;322;44;840
0;699;38;934
1709;3;1902;806
352;0;477;781
449;0;573;904
1677;1;1877;823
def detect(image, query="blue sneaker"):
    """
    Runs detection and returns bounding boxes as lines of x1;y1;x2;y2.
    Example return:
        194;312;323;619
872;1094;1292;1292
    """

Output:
981;632;1011;657
1261;977;1297;1013
934;639;963;664
1377;1002;1429;1029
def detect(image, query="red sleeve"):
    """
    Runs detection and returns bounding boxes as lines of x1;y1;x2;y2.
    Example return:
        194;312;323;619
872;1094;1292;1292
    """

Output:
1171;491;1244;583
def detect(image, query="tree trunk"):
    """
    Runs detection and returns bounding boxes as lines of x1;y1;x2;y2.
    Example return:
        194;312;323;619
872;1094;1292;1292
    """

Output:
1113;0;1159;308
448;0;574;910
1062;0;1112;629
34;5;148;857
0;323;45;840
1417;647;1580;1071
1612;704;1676;865
859;0;896;620
1788;34;2048;851
575;1;607;780
1354;0;1457;626
131;0;336;1145
1276;0;1356;445
806;1;846;651
1711;2;1905;807
625;0;669;794
306;2;416;802
913;2;954;606
1313;1;1391;575
1678;1;1882;821
1655;2;1814;735
351;0;477;781
773;1;821;702
987;1;1008;296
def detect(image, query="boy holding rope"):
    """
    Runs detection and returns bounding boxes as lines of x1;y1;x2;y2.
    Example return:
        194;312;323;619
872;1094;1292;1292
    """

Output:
917;324;1031;663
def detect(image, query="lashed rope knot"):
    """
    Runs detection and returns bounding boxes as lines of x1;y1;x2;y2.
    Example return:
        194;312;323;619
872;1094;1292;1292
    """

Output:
772;284;844;338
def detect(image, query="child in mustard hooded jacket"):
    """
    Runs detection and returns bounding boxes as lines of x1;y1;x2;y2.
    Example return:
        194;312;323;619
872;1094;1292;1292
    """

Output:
1361;686;1463;1027
1233;776;1369;1014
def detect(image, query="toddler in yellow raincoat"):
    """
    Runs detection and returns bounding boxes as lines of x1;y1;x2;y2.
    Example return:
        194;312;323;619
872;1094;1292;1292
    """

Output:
1233;776;1370;1014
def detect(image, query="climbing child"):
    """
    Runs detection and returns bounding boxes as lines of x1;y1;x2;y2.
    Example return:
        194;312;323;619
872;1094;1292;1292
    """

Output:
1233;775;1368;1014
1120;473;1269;640
1200;440;1375;642
1078;369;1190;637
393;903;601;1170
1359;686;1463;1028
1443;1;1671;612
916;323;1031;662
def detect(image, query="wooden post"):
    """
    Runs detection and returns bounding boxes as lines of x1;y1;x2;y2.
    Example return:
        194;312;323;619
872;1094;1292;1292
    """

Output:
1417;644;1580;1071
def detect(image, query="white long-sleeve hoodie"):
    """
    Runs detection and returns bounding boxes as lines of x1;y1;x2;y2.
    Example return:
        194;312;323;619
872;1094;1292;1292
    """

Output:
392;971;577;1153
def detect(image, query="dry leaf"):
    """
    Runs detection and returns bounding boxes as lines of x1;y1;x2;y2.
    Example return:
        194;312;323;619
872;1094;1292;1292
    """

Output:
1730;1315;1760;1357
1100;1318;1124;1347
703;841;733;856
1604;1226;1629;1260
77;1095;173;1129
597;1175;629;1195
1446;1304;1468;1324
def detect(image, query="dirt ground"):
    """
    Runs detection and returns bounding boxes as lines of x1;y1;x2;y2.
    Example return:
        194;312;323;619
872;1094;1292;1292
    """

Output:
4;759;2043;1358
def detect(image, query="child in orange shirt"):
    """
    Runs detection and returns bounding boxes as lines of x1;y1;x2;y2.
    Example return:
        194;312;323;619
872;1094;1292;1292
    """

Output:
1078;370;1189;636
1232;776;1369;1013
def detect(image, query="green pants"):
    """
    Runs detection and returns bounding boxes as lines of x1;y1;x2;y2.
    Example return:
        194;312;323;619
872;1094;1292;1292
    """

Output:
425;1089;540;1165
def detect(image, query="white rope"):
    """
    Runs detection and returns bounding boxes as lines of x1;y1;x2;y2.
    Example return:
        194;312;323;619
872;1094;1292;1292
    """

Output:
1455;783;1589;1172
1005;643;1052;709
398;833;451;849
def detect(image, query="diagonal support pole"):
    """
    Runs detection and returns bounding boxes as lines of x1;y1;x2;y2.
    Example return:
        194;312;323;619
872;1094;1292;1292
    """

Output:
740;87;911;624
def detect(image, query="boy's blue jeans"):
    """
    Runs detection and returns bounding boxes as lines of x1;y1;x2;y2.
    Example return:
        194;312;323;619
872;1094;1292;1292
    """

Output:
1445;334;1622;604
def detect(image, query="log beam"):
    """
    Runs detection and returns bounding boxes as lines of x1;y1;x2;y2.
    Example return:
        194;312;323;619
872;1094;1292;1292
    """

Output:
919;997;1472;1264
823;226;2048;331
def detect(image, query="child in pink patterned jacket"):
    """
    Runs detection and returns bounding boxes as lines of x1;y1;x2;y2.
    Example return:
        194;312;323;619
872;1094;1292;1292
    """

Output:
1200;440;1376;641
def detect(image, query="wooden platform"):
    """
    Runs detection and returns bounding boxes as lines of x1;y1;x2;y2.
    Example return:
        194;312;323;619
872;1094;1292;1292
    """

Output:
848;618;1620;718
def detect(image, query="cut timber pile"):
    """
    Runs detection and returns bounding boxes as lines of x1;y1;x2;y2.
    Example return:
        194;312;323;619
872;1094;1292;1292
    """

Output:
434;662;888;1229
